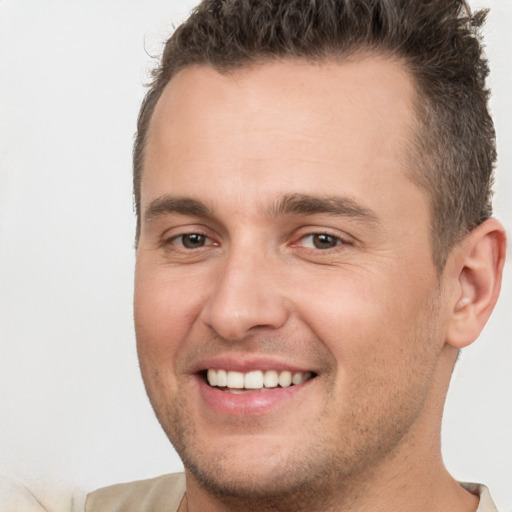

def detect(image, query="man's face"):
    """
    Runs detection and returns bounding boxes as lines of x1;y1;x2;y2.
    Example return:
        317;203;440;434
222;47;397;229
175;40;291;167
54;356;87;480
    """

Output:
135;58;451;501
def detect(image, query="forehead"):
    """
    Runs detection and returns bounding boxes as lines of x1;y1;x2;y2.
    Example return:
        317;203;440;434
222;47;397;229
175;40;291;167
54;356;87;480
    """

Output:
143;57;422;221
148;57;417;148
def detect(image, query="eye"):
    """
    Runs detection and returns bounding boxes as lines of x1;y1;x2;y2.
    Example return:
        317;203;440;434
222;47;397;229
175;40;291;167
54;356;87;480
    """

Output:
300;233;343;250
171;233;215;249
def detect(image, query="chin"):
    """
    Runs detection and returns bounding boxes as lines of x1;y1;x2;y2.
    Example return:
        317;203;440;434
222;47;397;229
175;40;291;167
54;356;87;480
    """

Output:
174;425;347;507
184;451;331;503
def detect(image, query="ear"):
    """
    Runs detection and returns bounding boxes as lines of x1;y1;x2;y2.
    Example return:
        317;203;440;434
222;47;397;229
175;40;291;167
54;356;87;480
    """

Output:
445;218;506;349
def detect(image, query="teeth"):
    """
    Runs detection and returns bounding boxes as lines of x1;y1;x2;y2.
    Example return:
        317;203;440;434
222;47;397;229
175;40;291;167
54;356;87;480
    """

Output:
278;371;292;387
226;371;244;389
263;370;278;388
207;369;217;387
292;372;307;385
206;369;312;390
244;370;264;389
216;369;227;387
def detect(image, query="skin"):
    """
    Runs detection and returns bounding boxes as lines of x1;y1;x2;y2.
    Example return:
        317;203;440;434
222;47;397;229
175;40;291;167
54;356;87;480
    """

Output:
134;58;505;511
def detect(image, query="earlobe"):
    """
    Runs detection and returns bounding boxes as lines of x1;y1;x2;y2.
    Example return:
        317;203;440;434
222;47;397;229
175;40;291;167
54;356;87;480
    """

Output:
446;218;506;349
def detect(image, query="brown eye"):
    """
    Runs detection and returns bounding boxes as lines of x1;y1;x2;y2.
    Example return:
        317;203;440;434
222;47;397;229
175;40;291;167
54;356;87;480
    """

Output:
310;233;341;249
179;233;207;249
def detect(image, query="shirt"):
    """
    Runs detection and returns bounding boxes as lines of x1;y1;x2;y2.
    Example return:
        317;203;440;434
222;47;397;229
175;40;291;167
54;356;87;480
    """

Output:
85;473;500;511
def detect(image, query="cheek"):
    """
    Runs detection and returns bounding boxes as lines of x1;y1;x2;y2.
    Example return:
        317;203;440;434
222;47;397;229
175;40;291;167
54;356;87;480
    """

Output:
134;263;208;328
134;271;193;417
134;265;204;365
294;270;440;429
290;266;435;369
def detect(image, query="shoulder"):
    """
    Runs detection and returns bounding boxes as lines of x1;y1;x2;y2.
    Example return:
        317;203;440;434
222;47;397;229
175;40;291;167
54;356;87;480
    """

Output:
460;482;499;512
0;475;47;512
85;473;186;512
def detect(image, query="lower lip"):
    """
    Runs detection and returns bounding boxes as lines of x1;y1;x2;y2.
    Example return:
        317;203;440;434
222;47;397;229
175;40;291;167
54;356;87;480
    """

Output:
196;375;315;417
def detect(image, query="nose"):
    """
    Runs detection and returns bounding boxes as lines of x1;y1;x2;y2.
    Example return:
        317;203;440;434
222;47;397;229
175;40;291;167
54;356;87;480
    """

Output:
200;246;289;341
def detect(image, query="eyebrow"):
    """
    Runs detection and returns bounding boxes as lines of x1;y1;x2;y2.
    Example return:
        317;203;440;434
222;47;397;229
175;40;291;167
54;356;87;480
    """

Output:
269;193;379;223
144;195;212;223
143;192;379;224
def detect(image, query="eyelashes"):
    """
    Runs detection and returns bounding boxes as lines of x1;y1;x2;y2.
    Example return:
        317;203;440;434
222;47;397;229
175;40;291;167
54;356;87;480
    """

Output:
169;233;218;249
293;233;346;250
163;230;351;253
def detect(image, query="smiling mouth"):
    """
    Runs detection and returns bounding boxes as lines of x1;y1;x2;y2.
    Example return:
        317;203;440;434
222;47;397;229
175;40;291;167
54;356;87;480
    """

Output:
204;369;316;394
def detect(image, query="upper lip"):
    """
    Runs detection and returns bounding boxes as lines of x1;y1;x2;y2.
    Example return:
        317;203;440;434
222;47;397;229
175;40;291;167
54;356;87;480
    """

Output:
188;355;317;375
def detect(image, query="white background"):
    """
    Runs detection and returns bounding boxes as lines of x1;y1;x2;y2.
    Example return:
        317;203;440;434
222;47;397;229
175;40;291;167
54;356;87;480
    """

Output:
0;1;511;511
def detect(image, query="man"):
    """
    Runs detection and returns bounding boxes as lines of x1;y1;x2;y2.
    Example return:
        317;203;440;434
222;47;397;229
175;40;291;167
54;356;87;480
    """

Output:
86;0;506;510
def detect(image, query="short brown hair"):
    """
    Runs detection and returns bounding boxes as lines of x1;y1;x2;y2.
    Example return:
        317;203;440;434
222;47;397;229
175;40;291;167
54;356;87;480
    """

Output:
134;0;495;269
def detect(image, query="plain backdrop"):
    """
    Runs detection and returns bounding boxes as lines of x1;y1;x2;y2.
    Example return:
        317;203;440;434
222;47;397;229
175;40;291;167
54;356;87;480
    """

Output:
0;1;511;511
